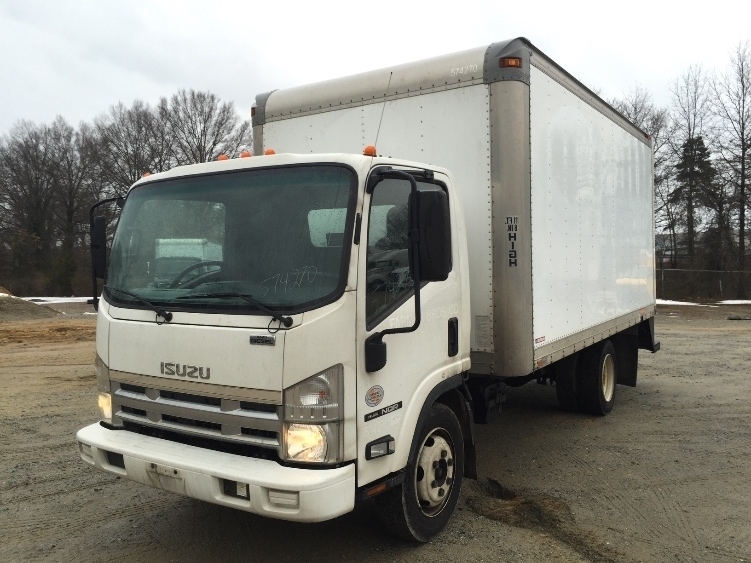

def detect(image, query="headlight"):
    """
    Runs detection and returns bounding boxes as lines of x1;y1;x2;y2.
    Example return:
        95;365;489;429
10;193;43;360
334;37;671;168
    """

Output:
98;392;113;422
283;365;343;464
286;423;326;461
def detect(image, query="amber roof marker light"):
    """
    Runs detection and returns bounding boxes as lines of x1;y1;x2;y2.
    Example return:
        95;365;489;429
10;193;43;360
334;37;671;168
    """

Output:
363;145;377;157
499;57;522;68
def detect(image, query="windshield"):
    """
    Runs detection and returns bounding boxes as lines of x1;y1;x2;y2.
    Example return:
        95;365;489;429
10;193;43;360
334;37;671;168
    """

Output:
105;164;357;314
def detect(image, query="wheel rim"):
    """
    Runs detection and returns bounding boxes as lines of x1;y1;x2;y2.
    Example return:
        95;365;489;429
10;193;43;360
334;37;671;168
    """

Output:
414;429;455;517
601;354;615;402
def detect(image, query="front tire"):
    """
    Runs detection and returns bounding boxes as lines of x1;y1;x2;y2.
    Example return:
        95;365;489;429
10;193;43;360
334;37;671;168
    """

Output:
579;340;617;415
376;403;464;542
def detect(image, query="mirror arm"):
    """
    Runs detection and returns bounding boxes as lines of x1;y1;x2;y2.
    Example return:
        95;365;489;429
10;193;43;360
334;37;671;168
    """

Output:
88;196;125;311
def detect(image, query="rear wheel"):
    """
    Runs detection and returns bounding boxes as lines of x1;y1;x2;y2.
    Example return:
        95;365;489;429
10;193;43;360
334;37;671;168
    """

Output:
376;403;464;542
579;340;617;415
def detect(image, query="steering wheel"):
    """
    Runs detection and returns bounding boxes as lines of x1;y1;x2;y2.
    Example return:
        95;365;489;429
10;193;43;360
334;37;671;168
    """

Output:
168;261;224;288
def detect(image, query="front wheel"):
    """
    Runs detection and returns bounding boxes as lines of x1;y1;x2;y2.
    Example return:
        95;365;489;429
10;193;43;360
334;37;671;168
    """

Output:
376;403;464;542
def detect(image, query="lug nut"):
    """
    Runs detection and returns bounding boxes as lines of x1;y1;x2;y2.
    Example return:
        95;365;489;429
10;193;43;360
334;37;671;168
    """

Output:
447;459;454;466
433;460;439;469
431;480;438;488
441;450;448;458
438;488;445;497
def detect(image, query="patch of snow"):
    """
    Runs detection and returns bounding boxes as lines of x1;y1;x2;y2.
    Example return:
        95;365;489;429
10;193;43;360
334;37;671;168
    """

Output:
21;297;91;304
656;299;700;306
657;299;744;307
717;300;751;305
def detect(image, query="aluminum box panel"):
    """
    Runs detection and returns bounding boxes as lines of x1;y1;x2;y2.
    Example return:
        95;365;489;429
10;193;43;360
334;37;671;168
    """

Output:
529;66;655;350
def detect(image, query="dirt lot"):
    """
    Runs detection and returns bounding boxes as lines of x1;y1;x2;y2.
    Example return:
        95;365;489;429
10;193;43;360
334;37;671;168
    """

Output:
1;301;750;562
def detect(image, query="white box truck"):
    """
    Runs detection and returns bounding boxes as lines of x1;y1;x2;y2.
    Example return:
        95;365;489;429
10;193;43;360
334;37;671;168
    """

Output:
78;37;659;542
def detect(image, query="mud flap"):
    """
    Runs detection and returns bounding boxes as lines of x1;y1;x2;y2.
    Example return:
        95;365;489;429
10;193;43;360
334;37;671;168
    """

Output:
638;317;660;353
612;333;638;387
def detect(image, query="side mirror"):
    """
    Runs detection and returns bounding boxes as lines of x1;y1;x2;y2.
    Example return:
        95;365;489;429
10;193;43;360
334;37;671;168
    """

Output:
410;189;451;282
91;215;108;279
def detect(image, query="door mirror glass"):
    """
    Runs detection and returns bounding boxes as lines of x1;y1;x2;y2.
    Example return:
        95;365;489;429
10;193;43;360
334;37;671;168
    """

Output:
91;215;108;279
411;188;451;282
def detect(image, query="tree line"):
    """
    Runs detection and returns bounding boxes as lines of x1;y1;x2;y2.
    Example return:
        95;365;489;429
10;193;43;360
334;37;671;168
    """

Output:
0;90;251;295
1;43;750;298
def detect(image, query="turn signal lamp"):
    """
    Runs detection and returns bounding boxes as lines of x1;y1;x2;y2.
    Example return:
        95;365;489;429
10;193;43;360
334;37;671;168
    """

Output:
363;145;377;156
264;149;276;155
363;482;388;498
240;150;252;158
217;154;229;161
499;57;522;68
284;365;343;421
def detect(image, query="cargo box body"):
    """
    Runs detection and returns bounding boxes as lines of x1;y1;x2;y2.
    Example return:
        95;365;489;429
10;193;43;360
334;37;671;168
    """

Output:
253;37;655;378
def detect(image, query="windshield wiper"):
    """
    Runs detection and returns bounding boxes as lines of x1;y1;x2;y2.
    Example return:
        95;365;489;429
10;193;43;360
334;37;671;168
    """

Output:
105;286;173;323
175;292;293;327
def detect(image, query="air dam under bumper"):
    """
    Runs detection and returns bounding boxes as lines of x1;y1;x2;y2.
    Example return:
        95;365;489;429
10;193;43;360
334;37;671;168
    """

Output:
76;423;355;522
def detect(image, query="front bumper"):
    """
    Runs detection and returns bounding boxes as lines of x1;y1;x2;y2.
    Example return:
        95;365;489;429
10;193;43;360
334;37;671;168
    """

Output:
76;423;355;522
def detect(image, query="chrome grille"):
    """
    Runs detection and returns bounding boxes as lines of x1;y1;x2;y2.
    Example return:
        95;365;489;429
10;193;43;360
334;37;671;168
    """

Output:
112;380;282;452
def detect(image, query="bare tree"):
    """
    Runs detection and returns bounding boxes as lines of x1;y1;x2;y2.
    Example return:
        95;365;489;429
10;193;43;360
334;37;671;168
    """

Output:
93;100;170;196
655;175;681;267
711;41;751;297
0;121;57;279
158;89;251;165
47;117;97;294
669;66;713;264
700;158;739;271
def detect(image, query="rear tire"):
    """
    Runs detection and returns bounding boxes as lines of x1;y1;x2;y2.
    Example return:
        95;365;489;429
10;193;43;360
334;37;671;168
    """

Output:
376;403;464;542
579;340;617;415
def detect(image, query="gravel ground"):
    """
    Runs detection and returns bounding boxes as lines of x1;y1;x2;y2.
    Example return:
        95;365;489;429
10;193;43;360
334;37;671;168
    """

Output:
1;303;750;562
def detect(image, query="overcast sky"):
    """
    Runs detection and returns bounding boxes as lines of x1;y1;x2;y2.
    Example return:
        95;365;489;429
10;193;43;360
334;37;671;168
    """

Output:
1;0;749;134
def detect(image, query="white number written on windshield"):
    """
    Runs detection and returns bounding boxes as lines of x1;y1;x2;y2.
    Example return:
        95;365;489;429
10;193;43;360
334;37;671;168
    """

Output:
258;266;319;297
